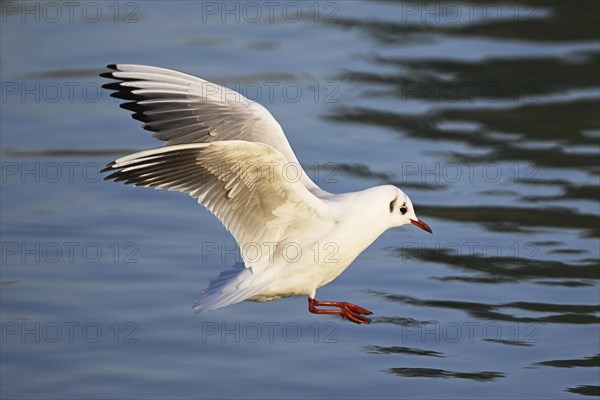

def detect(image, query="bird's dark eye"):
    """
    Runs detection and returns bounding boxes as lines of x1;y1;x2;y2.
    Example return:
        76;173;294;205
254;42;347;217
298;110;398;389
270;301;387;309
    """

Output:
400;205;408;215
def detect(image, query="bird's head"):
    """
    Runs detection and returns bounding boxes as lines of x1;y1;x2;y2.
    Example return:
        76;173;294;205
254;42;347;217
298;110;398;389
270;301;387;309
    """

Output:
385;186;432;233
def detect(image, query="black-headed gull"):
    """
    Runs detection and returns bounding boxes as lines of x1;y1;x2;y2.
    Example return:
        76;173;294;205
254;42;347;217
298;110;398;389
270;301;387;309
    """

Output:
101;64;432;324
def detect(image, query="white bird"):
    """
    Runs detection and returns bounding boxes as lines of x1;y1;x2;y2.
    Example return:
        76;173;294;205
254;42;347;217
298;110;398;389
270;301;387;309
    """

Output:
101;64;432;324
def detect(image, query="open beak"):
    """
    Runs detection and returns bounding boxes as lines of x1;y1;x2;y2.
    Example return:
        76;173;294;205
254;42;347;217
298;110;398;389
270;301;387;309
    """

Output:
410;219;432;234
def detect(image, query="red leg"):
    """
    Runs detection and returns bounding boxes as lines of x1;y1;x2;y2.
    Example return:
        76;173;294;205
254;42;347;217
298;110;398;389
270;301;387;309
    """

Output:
308;297;373;324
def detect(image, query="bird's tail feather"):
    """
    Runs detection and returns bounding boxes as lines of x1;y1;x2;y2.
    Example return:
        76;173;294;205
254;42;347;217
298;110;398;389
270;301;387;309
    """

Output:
193;263;267;313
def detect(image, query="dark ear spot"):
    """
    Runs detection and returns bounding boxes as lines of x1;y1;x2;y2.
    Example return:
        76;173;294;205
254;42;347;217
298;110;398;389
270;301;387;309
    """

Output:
389;197;397;213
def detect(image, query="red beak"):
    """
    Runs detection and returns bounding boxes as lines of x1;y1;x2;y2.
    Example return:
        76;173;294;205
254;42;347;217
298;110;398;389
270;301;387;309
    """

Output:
410;219;432;234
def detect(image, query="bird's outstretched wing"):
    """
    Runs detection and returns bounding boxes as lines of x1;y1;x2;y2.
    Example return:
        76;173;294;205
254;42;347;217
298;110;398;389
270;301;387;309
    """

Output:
101;64;325;196
102;140;332;274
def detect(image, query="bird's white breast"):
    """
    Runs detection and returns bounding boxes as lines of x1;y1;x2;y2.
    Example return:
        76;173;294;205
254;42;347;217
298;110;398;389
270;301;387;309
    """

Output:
249;193;389;300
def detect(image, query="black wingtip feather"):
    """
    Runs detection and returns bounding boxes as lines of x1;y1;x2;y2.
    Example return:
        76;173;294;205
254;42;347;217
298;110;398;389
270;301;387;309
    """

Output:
109;91;140;101
102;82;125;91
120;102;145;113
100;162;116;174
106;64;118;70
104;171;123;181
99;72;116;79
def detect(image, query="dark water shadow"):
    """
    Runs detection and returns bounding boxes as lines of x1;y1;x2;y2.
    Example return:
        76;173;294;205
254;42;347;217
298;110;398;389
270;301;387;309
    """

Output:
370;291;600;324
372;316;437;326
341;51;600;102
566;385;600;397
484;338;533;347
521;180;600;203
393;246;600;287
330;1;599;44
326;98;600;172
415;205;600;237
534;354;600;368
386;367;505;382
363;345;445;358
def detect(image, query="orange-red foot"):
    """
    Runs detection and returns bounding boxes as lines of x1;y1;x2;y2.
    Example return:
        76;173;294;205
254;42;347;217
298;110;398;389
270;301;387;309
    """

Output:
308;298;373;324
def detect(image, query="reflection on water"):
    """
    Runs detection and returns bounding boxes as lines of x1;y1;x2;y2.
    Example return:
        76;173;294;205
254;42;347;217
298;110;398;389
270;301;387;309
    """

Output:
1;0;599;399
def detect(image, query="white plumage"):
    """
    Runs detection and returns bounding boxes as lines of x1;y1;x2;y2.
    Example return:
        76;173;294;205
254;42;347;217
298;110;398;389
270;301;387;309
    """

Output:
102;64;432;324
